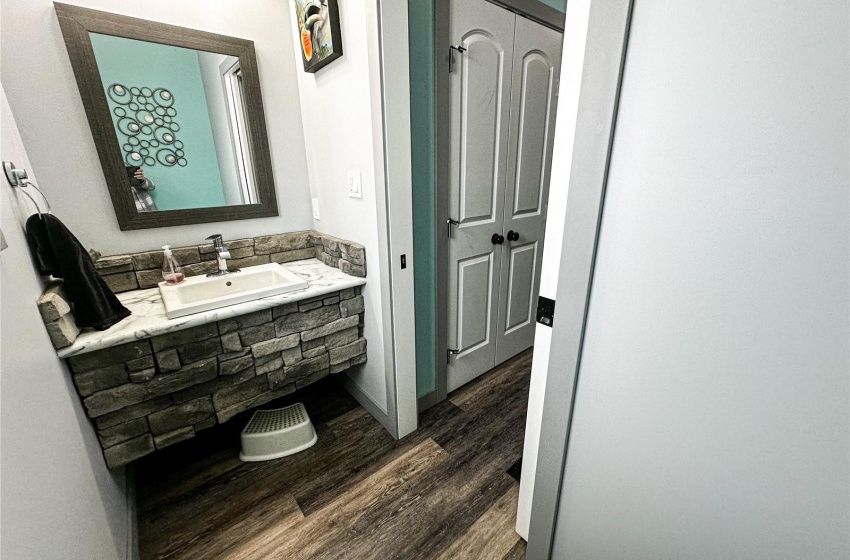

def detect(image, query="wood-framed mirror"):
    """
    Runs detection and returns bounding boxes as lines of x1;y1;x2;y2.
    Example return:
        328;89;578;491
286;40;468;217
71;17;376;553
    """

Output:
55;3;279;230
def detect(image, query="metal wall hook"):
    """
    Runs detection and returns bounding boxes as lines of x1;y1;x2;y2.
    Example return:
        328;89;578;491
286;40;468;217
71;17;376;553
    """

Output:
3;161;51;217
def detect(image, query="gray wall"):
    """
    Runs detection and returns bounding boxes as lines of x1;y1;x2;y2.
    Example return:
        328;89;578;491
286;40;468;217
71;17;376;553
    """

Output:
0;0;313;254
551;0;849;558
1;87;131;560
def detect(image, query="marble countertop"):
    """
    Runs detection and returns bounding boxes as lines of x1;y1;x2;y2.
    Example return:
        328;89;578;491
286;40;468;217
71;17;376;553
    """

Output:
58;259;366;359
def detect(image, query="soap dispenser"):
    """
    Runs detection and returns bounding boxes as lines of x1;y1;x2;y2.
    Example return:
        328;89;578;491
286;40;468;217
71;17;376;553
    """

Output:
161;245;185;285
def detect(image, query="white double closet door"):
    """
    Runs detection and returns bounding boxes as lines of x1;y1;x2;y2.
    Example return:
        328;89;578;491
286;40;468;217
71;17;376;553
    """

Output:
447;0;562;392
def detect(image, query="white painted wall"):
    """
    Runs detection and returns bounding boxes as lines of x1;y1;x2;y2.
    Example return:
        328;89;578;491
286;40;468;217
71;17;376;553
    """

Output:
515;0;591;539
0;87;131;560
551;0;849;557
288;0;389;414
0;0;314;254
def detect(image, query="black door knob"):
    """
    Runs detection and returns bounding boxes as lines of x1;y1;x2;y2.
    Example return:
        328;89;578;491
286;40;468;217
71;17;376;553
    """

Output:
507;230;520;241
491;233;505;245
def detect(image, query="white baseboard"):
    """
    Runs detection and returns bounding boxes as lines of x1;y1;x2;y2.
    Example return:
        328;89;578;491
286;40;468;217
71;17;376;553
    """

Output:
125;466;138;560
339;373;398;439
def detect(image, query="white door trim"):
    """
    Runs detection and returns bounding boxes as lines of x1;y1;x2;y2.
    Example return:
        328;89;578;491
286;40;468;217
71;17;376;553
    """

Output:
525;0;634;557
368;0;418;438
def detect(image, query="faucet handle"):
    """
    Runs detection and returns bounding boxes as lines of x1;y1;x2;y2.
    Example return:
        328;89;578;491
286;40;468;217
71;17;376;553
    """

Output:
205;234;224;248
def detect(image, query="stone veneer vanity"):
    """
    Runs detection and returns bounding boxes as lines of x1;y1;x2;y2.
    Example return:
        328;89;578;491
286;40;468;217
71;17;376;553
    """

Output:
47;232;368;468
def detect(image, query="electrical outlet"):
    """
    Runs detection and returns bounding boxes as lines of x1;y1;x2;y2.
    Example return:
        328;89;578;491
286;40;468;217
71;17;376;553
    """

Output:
312;198;321;220
347;171;362;199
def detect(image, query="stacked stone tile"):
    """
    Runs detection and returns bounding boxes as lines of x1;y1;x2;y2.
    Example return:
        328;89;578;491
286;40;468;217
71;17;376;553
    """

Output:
37;283;80;348
310;233;367;277
66;287;366;468
94;230;366;293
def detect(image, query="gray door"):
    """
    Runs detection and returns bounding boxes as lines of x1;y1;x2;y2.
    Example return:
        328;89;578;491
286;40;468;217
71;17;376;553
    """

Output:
447;0;562;392
495;16;562;364
446;0;515;392
529;0;850;557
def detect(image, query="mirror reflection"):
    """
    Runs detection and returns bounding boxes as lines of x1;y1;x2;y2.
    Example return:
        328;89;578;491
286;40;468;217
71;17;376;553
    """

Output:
89;33;259;212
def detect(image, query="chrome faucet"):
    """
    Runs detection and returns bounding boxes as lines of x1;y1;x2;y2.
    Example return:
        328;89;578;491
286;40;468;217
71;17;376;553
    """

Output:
205;234;238;276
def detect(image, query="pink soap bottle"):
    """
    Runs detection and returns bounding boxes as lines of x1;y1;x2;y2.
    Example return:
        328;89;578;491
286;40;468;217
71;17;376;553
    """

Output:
161;245;185;285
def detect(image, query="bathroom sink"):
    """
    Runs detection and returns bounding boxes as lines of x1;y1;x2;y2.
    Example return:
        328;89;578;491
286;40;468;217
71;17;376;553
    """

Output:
158;263;308;319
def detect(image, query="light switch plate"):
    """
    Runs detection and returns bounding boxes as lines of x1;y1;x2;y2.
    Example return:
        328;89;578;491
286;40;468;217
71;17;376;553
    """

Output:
347;171;362;199
312;198;321;220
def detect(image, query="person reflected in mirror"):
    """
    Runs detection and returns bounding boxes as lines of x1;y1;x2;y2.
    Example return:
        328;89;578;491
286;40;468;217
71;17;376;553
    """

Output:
126;165;158;212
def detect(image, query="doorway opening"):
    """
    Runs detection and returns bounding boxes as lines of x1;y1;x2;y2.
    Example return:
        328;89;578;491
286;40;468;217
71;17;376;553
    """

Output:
411;0;565;410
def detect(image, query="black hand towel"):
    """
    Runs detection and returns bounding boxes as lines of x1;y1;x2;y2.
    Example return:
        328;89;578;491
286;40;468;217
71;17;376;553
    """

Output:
25;214;131;331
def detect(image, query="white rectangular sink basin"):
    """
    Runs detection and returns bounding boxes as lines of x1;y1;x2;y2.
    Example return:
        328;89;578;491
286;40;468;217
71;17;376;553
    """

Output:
158;263;308;319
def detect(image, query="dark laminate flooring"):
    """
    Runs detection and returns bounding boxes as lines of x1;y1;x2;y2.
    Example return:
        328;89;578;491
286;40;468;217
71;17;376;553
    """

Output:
136;349;533;559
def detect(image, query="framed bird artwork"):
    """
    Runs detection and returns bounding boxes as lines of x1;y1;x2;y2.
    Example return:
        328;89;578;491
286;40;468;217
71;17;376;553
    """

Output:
294;0;343;73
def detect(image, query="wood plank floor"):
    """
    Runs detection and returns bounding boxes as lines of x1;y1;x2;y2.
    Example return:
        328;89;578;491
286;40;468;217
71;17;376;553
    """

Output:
136;349;533;559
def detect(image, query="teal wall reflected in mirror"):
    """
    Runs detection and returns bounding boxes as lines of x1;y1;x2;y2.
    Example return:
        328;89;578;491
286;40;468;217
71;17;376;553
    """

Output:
539;0;567;12
90;34;227;211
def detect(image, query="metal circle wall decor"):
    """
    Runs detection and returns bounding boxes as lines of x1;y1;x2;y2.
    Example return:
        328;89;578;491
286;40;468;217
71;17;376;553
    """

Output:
108;84;132;104
136;110;155;125
154;127;174;144
106;85;185;169
156;149;179;166
117;117;141;136
153;88;174;107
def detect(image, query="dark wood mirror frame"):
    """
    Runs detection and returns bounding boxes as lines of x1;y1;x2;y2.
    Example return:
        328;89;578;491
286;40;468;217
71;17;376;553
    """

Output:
55;3;279;230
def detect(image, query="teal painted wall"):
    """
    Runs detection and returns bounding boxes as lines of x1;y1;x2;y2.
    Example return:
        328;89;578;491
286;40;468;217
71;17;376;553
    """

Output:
90;34;227;211
409;0;437;398
539;0;567;12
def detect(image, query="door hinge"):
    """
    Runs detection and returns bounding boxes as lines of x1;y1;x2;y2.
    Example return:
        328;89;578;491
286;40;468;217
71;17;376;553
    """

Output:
446;218;460;238
447;348;460;364
536;296;555;327
448;45;466;73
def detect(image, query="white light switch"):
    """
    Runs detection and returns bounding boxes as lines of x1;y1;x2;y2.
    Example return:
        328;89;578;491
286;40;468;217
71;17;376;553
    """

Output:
312;198;321;220
347;171;362;199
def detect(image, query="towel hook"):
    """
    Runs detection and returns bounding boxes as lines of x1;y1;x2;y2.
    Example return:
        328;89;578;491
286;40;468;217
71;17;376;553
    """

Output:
3;161;51;218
